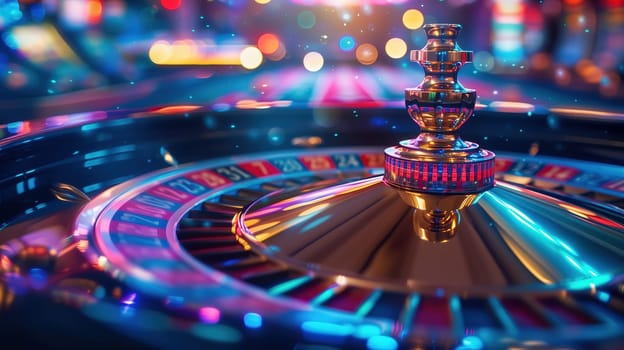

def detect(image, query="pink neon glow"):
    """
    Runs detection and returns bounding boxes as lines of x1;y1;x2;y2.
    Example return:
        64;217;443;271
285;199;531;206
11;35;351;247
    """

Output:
290;0;407;5
198;306;221;324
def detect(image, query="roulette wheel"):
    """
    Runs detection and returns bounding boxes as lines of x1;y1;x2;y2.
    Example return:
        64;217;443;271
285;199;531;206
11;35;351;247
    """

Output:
1;2;624;350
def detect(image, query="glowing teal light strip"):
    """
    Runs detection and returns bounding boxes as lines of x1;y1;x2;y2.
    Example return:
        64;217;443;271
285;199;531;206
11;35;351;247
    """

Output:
449;295;465;337
355;289;383;318
399;294;420;339
267;275;312;296
310;284;338;306
488;296;517;334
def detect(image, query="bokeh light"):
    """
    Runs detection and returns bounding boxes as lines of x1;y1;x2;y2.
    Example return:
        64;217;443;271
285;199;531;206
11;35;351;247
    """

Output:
458;335;484;350
355;43;378;65
148;40;173;64
599;71;620;97
473;51;495;72
6;70;27;89
243;312;263;329
402;9;424;30
554;66;571;86
339;35;356;51
303;51;324;72
267;43;286;61
291;0;408;4
257;33;280;55
366;335;398;350
240;46;263;69
353;324;382;339
563;0;584;6
198;306;221;324
86;0;103;24
0;1;22;26
384;38;407;59
530;52;551;70
297;11;316;29
492;0;525;64
160;0;181;11
576;59;602;84
254;0;271;4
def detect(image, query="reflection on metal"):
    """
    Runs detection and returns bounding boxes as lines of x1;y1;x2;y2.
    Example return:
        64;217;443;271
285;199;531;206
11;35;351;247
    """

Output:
412;208;458;243
400;191;483;243
383;24;495;240
237;176;624;294
396;191;482;212
51;183;90;203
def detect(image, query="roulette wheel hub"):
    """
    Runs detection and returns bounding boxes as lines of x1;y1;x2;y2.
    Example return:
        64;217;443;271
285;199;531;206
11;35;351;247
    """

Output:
234;24;624;297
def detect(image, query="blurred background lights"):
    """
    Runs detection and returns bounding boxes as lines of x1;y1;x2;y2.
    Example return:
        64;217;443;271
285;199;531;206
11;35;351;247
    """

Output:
148;40;247;66
303;51;324;72
291;0;407;4
356;43;378;65
257;33;280;55
384;38;407;59
267;44;286;61
0;0;623;104
366;335;398;350
297;10;316;29
353;324;382;339
456;335;484;350
600;72;620;97
60;0;103;26
564;0;585;5
243;312;263;328
198;306;221;324
554;66;572;86
0;0;22;27
492;0;525;65
402;9;424;30
576;59;602;84
160;0;182;11
473;51;495;72
86;0;103;24
148;40;173;65
240;46;263;69
339;35;356;51
120;292;137;305
530;52;551;71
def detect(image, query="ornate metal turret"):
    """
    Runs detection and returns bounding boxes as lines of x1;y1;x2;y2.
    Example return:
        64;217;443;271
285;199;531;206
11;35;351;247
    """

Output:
383;24;495;241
